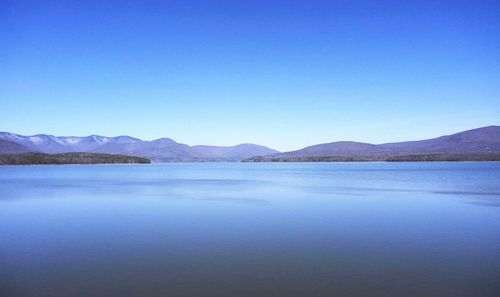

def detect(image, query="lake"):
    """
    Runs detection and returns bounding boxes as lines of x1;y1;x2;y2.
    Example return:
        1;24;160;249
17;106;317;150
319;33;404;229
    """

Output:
1;162;499;297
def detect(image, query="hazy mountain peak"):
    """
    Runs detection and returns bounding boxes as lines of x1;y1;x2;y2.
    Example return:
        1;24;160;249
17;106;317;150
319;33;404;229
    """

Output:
150;138;178;145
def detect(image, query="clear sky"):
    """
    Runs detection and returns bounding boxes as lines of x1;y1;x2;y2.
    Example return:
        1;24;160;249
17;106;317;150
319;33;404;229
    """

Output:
1;1;499;151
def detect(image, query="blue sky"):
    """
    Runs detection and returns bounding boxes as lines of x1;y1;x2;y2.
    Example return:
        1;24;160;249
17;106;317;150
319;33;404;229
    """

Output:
1;1;499;151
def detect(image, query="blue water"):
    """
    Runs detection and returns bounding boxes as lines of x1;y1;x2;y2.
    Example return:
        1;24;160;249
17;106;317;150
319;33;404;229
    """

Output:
1;162;499;297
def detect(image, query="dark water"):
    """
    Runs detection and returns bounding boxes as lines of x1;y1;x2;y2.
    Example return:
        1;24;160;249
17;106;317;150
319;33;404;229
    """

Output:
1;162;499;297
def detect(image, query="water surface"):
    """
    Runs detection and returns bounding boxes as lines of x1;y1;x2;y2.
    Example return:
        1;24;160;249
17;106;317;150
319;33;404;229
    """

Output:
1;162;499;297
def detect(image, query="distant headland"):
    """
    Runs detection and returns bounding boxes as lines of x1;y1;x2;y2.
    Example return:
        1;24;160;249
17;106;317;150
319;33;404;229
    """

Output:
0;153;150;165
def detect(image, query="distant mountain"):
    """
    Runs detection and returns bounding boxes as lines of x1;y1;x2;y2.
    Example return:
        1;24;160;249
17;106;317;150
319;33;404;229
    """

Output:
4;126;498;162
92;138;202;162
0;139;32;154
93;139;279;162
0;132;279;162
270;141;384;158
378;125;500;154
0;132;66;153
192;144;279;161
246;126;500;162
0;132;141;153
58;135;141;152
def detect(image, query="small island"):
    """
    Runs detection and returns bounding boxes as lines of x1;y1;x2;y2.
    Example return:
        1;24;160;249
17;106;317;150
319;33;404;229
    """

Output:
0;152;150;165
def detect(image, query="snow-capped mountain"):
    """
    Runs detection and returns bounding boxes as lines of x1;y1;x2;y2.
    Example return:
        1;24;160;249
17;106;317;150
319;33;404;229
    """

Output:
0;132;141;154
0;132;279;161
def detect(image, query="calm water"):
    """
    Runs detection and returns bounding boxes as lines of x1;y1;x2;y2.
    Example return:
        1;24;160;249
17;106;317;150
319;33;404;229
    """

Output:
1;162;499;297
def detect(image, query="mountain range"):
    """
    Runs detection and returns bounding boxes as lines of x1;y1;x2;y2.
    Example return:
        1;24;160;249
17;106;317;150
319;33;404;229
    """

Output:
246;125;500;162
1;126;499;162
0;132;279;162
